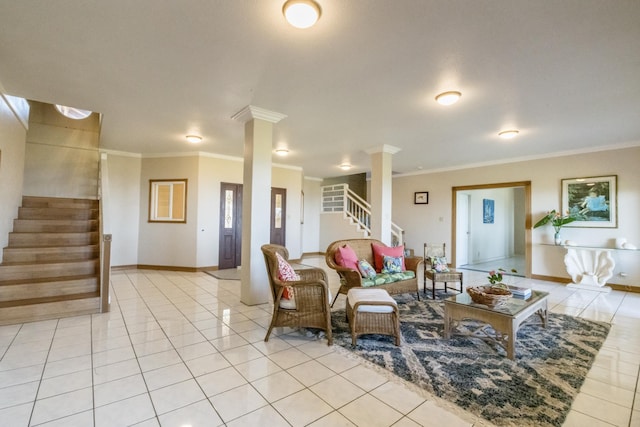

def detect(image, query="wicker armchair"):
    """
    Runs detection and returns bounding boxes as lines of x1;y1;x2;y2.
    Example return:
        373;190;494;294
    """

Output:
261;244;332;345
424;243;463;299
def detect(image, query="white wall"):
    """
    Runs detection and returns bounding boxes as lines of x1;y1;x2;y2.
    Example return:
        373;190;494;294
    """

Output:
302;178;322;255
137;155;199;267
0;92;28;262
196;154;243;268
23;102;100;198
104;152;141;267
129;153;305;269
392;146;640;285
467;188;515;264
273;167;303;259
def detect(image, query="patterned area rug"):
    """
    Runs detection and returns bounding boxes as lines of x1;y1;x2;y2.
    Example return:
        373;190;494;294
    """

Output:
331;294;610;427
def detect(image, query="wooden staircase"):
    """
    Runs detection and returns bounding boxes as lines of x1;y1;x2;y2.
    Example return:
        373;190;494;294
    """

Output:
0;196;101;325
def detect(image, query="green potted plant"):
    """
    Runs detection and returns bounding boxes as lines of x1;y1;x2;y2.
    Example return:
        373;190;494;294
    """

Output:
534;210;576;245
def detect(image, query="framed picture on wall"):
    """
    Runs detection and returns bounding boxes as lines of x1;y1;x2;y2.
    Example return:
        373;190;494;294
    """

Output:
414;192;428;204
483;199;494;224
562;175;617;228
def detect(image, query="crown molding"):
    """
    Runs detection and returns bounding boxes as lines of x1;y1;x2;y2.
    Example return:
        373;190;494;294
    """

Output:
231;105;287;124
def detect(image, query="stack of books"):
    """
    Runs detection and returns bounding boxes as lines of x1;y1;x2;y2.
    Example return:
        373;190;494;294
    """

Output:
509;285;532;299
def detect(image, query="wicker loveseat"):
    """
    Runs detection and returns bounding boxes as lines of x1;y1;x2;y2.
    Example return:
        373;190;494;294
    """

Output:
325;238;423;306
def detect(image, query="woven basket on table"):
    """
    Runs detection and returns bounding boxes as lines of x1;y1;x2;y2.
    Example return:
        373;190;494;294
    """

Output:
467;285;512;307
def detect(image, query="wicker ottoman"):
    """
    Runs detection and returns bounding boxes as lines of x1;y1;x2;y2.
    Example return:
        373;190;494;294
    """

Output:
346;288;401;346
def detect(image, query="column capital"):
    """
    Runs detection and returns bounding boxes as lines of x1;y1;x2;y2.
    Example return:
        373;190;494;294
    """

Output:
231;105;287;124
365;144;402;155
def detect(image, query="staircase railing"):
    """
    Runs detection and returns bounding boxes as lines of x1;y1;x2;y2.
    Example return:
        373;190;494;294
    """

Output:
321;184;404;245
98;153;112;313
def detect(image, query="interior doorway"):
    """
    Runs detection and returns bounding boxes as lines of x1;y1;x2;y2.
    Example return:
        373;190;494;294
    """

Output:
218;184;287;269
218;183;243;269
452;181;532;277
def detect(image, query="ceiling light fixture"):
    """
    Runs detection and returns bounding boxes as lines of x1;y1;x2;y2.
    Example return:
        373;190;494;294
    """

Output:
55;104;92;120
498;130;519;139
435;91;462;106
282;0;321;29
186;135;202;143
340;163;352;171
275;148;289;156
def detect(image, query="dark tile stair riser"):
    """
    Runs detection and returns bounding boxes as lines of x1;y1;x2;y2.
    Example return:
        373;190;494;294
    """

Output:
0;277;99;302
22;196;99;209
8;232;99;247
0;260;99;282
0;297;101;326
1;246;99;264
18;207;98;220
12;219;98;233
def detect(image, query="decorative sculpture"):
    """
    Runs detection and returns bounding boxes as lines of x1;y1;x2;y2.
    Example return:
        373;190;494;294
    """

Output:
564;248;615;292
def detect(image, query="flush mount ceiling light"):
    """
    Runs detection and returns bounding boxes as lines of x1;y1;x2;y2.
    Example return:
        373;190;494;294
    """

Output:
340;163;352;171
435;91;462;106
186;135;203;143
274;148;289;156
498;130;519;139
283;0;321;29
55;104;92;120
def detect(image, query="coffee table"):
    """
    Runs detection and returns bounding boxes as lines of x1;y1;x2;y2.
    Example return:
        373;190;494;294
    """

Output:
443;288;549;360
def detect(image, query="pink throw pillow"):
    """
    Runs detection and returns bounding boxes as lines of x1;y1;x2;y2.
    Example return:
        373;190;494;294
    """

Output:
334;244;359;271
371;244;405;272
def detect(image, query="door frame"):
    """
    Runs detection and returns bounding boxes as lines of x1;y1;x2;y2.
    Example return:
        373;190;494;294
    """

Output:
451;181;532;277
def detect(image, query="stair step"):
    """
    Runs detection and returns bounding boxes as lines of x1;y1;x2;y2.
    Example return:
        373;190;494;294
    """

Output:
22;196;99;209
0;276;99;302
2;245;99;264
8;232;99;247
0;295;100;326
13;219;98;233
18;207;98;220
0;260;99;282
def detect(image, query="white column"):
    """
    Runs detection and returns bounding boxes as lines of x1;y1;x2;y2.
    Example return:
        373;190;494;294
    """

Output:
232;105;287;305
366;145;400;245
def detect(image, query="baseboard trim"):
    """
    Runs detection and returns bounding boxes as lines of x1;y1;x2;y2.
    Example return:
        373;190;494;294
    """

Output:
112;264;218;273
531;274;639;293
530;274;569;283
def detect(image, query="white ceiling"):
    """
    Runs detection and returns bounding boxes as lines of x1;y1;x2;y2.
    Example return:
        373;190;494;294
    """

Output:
1;1;639;179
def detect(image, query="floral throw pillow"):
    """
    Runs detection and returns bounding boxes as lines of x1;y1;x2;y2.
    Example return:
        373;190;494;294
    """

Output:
430;256;450;273
275;252;299;308
382;255;404;273
357;259;377;278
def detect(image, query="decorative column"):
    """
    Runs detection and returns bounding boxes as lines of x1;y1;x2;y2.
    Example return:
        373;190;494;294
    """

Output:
564;247;615;293
366;145;400;245
232;105;287;305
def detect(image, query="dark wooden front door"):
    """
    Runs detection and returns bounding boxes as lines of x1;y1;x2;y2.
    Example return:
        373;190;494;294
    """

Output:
270;187;286;246
218;183;243;269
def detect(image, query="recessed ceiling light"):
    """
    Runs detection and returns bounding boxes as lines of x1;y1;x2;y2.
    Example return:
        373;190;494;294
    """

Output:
282;0;321;29
435;91;462;106
186;135;202;143
55;104;92;120
275;148;289;156
498;130;519;139
340;163;352;170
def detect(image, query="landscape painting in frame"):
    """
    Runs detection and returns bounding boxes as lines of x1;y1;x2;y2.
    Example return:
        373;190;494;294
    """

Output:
562;175;617;228
483;199;494;224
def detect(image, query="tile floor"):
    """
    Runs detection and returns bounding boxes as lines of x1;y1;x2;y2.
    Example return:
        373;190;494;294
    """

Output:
0;255;639;426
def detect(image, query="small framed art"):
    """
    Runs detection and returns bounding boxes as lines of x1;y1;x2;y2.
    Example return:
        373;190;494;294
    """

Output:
414;192;428;205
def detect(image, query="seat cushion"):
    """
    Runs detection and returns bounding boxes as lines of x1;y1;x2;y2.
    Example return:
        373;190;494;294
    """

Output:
347;288;396;313
361;270;415;287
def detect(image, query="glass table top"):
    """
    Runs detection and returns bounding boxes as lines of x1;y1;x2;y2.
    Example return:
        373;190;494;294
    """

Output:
445;287;549;316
